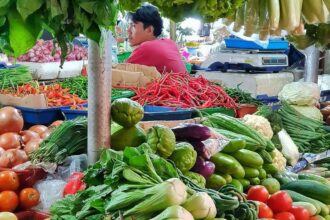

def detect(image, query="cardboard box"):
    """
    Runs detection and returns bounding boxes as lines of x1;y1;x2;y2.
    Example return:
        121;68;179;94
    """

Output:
112;63;161;87
0;94;48;108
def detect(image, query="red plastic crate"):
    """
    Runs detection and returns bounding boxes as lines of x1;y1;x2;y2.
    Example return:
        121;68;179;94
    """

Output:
0;168;47;188
15;210;51;220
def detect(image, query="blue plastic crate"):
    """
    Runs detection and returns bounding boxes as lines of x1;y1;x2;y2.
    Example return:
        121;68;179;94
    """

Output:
256;95;281;110
15;106;64;125
142;105;193;121
224;38;289;50
61;105;87;120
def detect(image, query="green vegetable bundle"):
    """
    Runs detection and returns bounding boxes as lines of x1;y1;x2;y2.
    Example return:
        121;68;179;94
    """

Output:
225;84;262;106
60;76;135;100
0;65;32;89
278;102;330;153
119;0;245;22
30;117;87;164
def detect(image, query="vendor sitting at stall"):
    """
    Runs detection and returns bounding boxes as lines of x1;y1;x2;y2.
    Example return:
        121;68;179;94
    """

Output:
125;4;186;74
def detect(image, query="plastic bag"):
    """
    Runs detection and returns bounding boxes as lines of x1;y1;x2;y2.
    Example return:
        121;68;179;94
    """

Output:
34;178;67;212
56;154;88;181
278;82;320;106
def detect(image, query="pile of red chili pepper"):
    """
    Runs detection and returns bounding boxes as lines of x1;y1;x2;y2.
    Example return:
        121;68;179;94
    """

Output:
131;72;236;109
1;83;87;107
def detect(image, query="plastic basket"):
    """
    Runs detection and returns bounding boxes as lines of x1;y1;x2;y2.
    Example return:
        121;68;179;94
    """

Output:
224;38;289;50
61;105;87;120
15;106;64;125
15;210;51;220
192;107;235;117
256;94;281;110
117;52;131;63
142;105;193;121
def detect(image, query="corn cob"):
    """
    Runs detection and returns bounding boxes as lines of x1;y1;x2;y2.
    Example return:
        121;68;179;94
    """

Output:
279;0;303;32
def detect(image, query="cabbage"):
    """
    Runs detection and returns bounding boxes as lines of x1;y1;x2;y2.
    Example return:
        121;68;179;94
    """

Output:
290;105;323;121
278;82;320;106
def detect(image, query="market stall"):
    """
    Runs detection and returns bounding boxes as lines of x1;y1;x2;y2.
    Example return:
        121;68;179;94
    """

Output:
1;0;330;220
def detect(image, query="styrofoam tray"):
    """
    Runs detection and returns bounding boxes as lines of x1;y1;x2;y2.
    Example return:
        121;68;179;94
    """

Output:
17;60;87;80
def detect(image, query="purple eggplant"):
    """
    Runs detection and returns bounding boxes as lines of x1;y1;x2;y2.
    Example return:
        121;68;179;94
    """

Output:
172;124;211;142
190;141;211;159
192;156;215;178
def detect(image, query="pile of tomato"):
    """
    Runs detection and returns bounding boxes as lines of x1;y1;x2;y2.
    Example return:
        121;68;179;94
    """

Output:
0;170;40;212
247;185;311;220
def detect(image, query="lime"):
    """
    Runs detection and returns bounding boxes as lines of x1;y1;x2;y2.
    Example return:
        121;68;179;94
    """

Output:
261;178;280;194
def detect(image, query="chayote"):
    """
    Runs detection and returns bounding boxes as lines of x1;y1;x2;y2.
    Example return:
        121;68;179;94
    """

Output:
147;125;176;158
111;98;144;128
184;171;206;188
170;142;197;173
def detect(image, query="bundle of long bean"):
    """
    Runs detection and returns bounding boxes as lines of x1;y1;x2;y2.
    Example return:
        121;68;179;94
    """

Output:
30;117;87;164
0;65;33;89
60;76;135;100
278;102;330;153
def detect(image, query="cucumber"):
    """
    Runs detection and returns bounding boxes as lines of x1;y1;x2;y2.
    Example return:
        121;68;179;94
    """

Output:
231;179;244;193
244;167;260;178
284;190;325;215
221;174;232;183
249;177;260;185
281;180;330;205
210;152;245;179
298;173;330;186
237;179;250;190
263;163;278;175
257;149;273;164
293;202;317;216
258;168;267;179
232;149;264;168
222;138;246;153
206;174;227;190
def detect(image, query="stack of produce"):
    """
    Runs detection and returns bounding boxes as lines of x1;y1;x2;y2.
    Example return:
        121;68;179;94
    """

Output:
17;40;87;63
276;172;330;219
278;102;330;154
49;98;258;219
0;106;61;168
201;113;287;188
0;65;32;89
132;72;236;109
246;183;324;220
50;145;257;219
0;171;40;213
0;83;87;107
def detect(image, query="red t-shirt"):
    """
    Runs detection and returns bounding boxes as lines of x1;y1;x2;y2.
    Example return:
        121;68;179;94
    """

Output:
125;38;186;74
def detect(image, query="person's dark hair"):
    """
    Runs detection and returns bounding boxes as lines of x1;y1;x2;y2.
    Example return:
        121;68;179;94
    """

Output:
129;4;163;37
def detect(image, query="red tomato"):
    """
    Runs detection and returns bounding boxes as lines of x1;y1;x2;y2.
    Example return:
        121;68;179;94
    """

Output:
19;188;40;209
274;212;296;220
258;201;274;218
247;185;269;203
290;206;310;220
267;191;292;213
